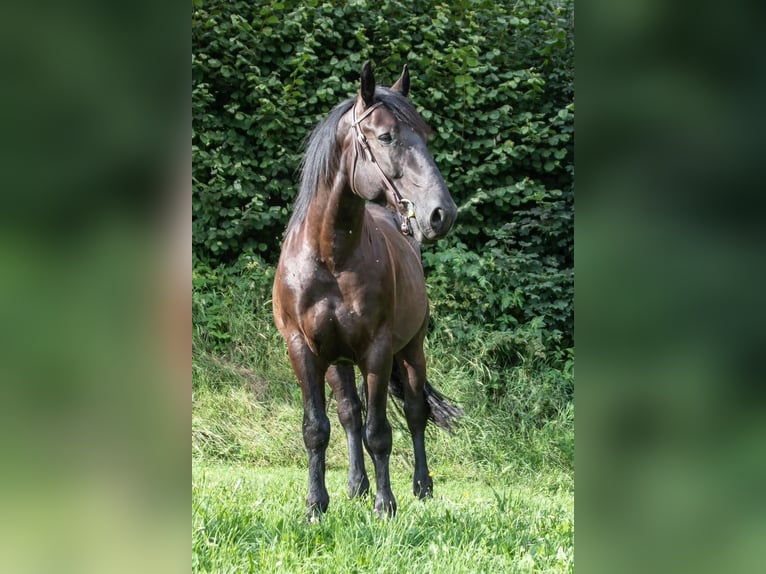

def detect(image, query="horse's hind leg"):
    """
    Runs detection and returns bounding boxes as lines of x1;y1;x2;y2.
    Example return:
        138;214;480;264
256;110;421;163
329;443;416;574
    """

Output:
286;335;331;520
397;342;434;499
326;364;370;498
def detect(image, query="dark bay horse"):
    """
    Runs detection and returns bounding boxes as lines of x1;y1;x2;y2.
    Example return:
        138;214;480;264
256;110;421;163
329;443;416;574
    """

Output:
272;62;460;519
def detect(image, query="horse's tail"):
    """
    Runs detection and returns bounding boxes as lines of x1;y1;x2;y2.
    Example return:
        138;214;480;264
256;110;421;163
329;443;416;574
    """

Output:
386;361;463;433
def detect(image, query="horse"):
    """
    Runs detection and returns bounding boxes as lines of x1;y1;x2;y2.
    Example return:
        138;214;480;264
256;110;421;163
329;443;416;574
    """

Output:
272;61;460;519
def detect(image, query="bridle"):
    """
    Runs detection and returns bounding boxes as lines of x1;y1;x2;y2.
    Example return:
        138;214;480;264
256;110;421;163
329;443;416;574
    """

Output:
350;101;415;236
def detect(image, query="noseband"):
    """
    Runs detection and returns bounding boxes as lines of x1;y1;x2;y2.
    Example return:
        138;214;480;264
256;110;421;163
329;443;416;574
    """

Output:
350;101;415;236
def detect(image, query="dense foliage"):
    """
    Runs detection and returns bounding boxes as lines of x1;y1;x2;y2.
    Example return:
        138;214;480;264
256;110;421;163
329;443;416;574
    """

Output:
193;0;574;390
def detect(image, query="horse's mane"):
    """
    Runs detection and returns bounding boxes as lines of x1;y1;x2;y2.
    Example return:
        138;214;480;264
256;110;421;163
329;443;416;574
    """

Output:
285;87;430;235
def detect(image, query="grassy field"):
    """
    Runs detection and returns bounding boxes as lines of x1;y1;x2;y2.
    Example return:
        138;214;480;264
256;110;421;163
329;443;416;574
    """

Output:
192;372;574;573
193;461;573;573
192;263;574;572
192;365;574;574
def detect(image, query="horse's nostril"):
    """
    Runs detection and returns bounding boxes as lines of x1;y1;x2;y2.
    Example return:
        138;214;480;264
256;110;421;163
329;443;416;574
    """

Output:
430;208;445;230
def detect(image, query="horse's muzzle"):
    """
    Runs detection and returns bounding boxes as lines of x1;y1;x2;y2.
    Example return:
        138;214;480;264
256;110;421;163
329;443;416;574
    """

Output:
419;200;456;242
429;207;450;236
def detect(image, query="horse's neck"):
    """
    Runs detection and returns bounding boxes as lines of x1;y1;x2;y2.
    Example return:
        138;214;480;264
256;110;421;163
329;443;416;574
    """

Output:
307;178;366;268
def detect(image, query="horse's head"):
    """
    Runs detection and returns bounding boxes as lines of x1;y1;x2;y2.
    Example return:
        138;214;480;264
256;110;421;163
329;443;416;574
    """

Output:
345;61;457;243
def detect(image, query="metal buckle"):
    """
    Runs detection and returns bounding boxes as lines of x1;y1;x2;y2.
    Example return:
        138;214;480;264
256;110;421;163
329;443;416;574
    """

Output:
399;199;416;236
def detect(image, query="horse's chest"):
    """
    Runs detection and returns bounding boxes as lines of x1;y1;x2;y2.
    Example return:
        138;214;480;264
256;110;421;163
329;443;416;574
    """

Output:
295;306;361;366
316;274;381;327
302;264;395;352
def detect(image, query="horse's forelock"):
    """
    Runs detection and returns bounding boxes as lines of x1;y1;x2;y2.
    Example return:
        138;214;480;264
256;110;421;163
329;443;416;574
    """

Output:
374;87;431;137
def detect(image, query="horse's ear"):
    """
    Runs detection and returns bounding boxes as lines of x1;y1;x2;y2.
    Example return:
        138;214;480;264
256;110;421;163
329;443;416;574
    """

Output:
360;61;376;107
391;64;410;97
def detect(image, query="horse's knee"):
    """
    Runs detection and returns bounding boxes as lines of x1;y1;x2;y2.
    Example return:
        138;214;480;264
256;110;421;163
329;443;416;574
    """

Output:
303;414;330;451
337;396;362;430
364;418;392;455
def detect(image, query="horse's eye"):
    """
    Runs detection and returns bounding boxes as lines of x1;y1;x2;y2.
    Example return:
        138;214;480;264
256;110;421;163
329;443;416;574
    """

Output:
378;133;393;144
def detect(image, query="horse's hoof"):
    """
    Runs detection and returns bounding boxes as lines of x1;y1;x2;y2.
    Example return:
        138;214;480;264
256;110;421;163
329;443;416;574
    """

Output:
349;475;370;498
374;495;397;519
306;504;326;523
413;477;434;500
306;494;329;523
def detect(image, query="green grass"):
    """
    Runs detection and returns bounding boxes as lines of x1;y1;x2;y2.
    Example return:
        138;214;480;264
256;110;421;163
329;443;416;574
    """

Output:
192;261;574;572
192;373;574;573
193;462;573;573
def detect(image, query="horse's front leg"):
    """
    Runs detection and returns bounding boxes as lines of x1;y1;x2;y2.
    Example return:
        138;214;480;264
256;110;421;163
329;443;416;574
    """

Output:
326;364;370;498
360;334;396;518
286;334;330;520
398;343;434;499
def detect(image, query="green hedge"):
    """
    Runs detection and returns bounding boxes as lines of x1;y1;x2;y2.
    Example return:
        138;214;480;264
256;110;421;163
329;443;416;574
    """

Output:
193;0;574;354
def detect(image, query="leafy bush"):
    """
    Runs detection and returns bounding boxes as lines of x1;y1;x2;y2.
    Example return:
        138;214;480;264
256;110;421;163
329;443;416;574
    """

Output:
192;253;274;352
425;179;573;353
193;1;573;248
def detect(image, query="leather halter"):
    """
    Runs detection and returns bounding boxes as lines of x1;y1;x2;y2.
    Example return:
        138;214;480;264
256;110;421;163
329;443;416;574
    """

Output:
350;101;415;236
